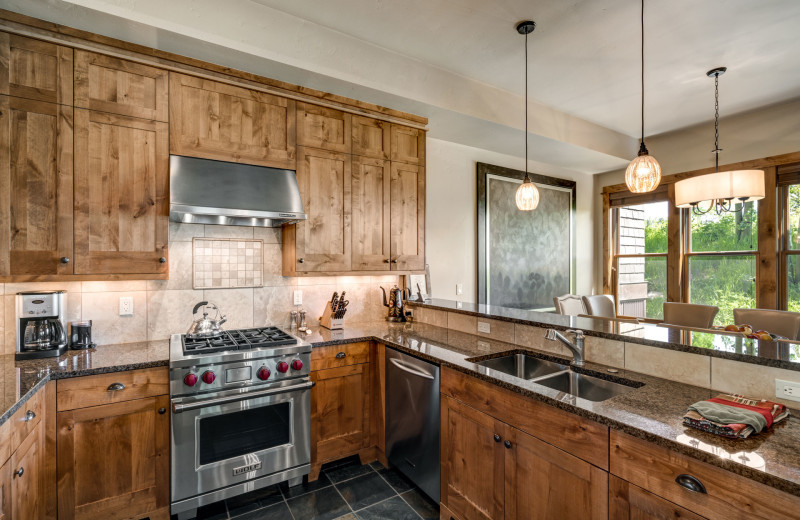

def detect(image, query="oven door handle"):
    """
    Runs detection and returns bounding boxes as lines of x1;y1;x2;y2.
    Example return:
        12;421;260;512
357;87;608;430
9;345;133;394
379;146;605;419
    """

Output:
172;381;315;414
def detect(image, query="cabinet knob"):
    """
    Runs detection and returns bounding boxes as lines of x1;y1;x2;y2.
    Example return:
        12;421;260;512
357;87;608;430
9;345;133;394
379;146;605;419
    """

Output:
158;407;167;415
336;352;346;359
504;440;512;449
675;474;706;494
60;257;70;264
159;257;167;263
24;410;36;422
13;467;23;478
383;259;390;263
298;258;305;263
493;434;501;443
107;382;125;391
391;259;398;264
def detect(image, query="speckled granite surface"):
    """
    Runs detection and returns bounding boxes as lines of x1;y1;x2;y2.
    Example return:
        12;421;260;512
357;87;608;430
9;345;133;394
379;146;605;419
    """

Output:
408;299;800;371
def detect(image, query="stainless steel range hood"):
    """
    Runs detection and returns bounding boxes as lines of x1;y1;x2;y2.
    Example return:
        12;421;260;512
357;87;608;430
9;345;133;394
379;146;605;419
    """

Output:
169;155;306;227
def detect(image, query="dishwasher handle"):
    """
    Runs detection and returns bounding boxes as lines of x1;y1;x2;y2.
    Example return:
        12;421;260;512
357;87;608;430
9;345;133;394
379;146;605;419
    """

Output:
389;357;435;380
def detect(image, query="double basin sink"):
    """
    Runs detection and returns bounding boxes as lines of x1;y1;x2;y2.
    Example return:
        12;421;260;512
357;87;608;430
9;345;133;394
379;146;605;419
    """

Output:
470;353;639;402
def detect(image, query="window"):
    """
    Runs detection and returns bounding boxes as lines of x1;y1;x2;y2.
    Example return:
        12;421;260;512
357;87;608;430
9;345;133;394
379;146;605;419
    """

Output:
779;166;800;311
613;201;668;320
686;201;758;325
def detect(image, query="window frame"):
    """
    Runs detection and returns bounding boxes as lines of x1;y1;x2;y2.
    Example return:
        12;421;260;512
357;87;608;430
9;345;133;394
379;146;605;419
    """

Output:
778;164;800;310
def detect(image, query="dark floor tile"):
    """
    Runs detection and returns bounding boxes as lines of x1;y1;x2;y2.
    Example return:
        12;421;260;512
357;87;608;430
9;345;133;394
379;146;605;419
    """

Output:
401;489;439;520
368;461;386;471
286;485;351;520
323;458;374;483
334;515;358;520
335;472;396;511
280;472;333;499
354;496;420;520
376;467;416;493
226;484;283;517
231;502;294;520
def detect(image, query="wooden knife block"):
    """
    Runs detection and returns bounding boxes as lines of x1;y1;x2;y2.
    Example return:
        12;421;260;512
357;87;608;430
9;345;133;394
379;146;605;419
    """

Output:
319;302;345;330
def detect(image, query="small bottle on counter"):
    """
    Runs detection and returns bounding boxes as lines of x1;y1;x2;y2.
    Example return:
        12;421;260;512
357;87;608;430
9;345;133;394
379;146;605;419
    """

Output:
290;310;298;330
298;309;307;332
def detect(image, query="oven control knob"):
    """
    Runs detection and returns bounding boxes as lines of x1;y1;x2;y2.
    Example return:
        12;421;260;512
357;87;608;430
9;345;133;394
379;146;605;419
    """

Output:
276;361;289;373
201;370;216;384
183;373;198;387
291;359;304;371
257;367;271;380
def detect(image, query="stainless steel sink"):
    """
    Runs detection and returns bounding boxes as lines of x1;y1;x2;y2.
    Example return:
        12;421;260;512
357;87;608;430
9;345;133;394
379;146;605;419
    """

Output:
533;370;637;402
473;353;567;380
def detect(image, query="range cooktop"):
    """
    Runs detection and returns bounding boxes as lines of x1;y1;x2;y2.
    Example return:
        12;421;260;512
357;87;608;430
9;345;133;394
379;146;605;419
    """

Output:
182;326;298;355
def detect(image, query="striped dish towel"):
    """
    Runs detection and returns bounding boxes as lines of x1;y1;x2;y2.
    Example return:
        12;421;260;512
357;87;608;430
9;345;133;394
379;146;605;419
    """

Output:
683;394;790;439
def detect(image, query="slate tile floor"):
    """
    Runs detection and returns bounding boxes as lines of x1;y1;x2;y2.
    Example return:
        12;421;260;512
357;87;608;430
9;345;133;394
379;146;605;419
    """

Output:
170;456;439;520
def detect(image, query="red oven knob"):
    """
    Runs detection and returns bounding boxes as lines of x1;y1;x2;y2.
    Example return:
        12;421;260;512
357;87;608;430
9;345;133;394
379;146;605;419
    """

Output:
183;373;198;386
291;359;304;371
257;367;271;380
276;361;289;373
202;370;216;384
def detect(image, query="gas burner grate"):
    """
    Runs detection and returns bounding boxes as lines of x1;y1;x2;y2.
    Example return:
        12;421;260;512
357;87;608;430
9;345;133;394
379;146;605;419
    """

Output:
237;327;298;349
182;327;297;354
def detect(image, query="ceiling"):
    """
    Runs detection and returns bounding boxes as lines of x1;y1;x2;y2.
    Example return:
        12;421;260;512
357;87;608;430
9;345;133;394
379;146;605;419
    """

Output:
251;0;800;137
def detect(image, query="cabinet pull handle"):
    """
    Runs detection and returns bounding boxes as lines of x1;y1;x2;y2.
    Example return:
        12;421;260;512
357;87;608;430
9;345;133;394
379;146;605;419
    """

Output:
60;257;70;264
504;440;512;449
336;352;346;359
158;407;167;415
298;258;305;263
159;257;167;263
675;474;707;494
13;467;23;478
24;410;36;422
107;382;126;391
493;434;501;443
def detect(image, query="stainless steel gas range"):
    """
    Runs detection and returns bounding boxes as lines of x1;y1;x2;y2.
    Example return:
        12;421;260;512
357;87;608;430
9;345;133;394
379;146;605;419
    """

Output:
169;327;312;520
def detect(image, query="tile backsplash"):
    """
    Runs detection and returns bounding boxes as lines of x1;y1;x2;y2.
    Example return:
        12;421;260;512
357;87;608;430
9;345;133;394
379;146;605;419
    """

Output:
192;238;264;289
0;223;398;354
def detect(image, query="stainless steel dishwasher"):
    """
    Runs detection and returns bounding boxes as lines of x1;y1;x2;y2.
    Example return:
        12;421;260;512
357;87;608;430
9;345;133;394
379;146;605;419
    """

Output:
385;347;440;503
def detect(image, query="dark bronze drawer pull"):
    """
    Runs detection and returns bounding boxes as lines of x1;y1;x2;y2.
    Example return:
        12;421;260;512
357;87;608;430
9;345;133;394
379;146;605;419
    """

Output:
13;467;23;478
24;410;36;422
336;352;346;359
675;474;706;494
60;257;70;264
493;434;501;443
158;407;167;414
107;382;126;391
504;440;512;449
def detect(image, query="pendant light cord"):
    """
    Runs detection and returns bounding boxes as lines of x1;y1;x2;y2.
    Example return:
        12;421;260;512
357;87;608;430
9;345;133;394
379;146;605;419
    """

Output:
524;30;529;181
640;0;644;142
713;72;720;172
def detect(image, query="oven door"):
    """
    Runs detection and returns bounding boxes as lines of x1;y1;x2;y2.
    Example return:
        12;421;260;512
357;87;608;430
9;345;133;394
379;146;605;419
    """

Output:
170;378;312;502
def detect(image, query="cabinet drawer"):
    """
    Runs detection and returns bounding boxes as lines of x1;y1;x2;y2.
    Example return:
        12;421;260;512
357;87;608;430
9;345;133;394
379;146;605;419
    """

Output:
441;367;609;470
610;430;800;520
10;389;43;450
311;342;371;371
57;367;168;411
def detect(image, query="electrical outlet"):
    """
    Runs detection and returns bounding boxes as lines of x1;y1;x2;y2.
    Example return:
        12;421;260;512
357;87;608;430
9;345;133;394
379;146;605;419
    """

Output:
293;290;303;306
456;283;463;295
776;379;800;402
477;321;491;334
477;340;491;351
119;296;134;316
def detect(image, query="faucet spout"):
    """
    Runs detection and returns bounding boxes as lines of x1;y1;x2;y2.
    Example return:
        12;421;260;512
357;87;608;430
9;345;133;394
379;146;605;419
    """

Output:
544;329;586;367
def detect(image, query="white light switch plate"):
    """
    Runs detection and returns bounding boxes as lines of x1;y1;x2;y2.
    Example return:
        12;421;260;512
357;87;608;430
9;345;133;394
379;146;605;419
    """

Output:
293;290;303;306
776;379;800;402
119;296;134;316
456;283;463;295
477;321;491;334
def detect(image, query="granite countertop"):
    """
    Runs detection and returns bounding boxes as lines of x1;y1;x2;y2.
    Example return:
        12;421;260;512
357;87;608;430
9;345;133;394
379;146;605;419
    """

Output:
408;299;800;371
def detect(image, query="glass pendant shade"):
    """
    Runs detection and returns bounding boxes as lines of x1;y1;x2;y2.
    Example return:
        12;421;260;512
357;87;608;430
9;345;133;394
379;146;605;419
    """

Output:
515;179;540;211
625;151;662;193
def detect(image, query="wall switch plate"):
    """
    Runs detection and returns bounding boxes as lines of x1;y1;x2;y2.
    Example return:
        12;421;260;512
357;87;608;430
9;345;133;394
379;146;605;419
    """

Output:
119;297;134;316
776;379;800;402
456;283;463;295
477;321;491;333
293;290;303;306
477;340;491;351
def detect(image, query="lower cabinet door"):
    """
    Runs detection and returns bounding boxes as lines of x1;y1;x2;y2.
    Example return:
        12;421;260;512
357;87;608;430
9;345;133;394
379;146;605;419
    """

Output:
11;422;43;520
0;457;9;520
440;396;504;520
56;395;169;520
610;475;706;520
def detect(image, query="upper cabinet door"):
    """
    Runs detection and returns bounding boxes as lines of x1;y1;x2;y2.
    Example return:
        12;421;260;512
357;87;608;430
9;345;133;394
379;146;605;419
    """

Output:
352;156;390;270
0;97;74;277
390;162;425;270
297;102;351;153
74;109;168;275
293;146;351;272
352;115;389;159
0;33;73;105
390;124;425;165
74;50;168;121
169;72;296;169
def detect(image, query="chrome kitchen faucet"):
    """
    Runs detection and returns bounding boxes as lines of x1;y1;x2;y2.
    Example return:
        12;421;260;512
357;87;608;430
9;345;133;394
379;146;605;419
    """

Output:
544;329;586;367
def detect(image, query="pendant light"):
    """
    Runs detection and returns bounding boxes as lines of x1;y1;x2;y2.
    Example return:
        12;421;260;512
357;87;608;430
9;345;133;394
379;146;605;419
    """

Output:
515;20;540;211
674;67;765;214
625;0;662;193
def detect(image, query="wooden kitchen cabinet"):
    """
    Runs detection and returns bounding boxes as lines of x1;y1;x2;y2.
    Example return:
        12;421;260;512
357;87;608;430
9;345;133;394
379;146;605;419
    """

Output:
297;102;351;153
390;162;425;270
73;109;169;275
169;72;296;169
352;115;390;159
0;32;73;105
610;475;705;520
309;358;371;481
0;457;9;520
283;146;352;273
351;156;390;270
390;123;425;165
74;50;168;121
11;423;44;520
56;369;170;520
0;96;74;278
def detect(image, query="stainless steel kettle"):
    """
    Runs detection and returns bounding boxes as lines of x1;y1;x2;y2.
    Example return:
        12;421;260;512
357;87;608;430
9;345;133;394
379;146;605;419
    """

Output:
381;285;408;322
186;301;227;339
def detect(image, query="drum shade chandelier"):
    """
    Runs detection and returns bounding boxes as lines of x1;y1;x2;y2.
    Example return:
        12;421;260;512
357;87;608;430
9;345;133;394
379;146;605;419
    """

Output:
514;20;540;211
625;0;662;193
674;67;765;215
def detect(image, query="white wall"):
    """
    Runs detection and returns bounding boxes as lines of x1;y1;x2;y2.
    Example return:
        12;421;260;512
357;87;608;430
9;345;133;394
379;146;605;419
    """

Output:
426;138;596;303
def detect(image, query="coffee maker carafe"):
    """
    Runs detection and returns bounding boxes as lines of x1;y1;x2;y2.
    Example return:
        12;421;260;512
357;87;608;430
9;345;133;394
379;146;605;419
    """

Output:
16;291;69;360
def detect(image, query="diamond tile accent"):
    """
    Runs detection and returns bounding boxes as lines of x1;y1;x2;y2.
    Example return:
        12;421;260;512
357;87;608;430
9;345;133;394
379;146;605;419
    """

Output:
193;238;264;289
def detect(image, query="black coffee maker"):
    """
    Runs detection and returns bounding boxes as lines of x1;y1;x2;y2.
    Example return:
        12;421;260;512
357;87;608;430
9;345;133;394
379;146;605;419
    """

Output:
16;291;69;360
